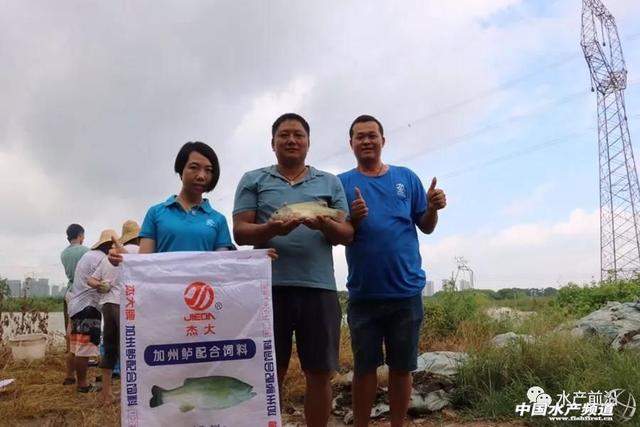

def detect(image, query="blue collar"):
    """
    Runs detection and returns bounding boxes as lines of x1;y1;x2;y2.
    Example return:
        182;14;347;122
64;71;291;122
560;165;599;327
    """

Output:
163;195;214;213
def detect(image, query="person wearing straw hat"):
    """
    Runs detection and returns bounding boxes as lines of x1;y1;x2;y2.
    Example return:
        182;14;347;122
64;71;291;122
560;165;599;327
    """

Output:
67;229;118;393
89;220;140;405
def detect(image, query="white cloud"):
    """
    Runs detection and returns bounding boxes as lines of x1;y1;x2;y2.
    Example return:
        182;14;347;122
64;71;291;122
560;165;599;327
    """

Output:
334;209;599;292
501;181;555;217
552;209;599;236
211;76;317;212
438;0;522;19
0;146;62;232
231;76;315;147
421;208;600;290
489;223;550;247
1;1;638;293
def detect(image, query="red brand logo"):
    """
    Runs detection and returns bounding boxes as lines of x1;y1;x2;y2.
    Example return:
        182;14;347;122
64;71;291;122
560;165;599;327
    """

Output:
184;281;215;311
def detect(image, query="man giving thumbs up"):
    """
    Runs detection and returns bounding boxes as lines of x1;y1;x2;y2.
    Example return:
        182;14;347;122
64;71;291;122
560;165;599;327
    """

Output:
338;115;446;427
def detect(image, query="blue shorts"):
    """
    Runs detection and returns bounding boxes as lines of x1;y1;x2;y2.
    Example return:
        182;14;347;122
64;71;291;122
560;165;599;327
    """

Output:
347;294;423;375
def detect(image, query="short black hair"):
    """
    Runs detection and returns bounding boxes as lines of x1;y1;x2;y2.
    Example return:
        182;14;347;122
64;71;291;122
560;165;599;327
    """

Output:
271;113;310;139
349;115;384;139
174;141;220;192
66;224;84;242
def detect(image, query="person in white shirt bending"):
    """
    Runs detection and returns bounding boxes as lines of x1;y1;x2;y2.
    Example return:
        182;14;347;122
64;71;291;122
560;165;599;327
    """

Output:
89;220;140;406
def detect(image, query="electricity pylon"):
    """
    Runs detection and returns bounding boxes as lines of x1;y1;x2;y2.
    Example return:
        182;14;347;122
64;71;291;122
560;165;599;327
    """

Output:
581;0;640;280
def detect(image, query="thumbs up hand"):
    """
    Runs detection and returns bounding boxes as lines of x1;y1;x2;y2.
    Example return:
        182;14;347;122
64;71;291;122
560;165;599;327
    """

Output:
351;186;369;226
108;235;126;266
427;177;447;210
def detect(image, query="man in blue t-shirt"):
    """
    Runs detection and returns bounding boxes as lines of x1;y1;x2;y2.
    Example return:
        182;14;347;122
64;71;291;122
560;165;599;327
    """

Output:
233;113;353;427
338;115;447;427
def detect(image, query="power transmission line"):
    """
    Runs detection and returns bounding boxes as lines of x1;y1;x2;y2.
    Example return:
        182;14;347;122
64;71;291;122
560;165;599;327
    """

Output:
441;114;640;179
311;35;640;168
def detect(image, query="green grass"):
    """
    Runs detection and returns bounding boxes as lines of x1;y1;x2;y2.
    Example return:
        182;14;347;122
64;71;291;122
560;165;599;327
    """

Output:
419;281;640;425
0;297;63;312
510;305;573;336
453;333;640;426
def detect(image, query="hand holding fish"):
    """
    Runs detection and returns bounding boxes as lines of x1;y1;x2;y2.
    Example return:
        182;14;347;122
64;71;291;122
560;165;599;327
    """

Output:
267;217;304;236
108;235;126;266
270;201;344;222
269;200;352;244
301;215;333;230
269;201;344;234
427;177;446;210
350;187;368;226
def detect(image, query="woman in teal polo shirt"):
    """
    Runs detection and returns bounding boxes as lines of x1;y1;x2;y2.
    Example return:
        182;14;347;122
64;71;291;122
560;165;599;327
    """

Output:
137;142;233;252
110;141;232;261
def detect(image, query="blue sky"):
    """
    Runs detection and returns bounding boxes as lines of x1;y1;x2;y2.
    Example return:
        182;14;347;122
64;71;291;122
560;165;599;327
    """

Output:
1;0;639;291
362;0;640;288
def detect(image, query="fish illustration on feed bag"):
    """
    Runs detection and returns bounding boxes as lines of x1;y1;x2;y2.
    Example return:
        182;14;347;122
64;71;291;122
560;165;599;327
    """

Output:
150;376;257;412
270;201;344;221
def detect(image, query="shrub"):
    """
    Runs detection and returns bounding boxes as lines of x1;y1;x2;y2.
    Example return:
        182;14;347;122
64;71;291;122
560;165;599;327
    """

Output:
423;291;495;340
555;280;640;317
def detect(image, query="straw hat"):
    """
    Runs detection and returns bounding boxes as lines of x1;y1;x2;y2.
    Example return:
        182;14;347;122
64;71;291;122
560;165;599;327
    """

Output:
90;229;119;250
119;220;140;245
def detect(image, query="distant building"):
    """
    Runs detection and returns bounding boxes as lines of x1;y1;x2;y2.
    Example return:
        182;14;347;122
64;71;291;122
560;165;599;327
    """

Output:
422;281;434;297
459;279;471;291
7;279;21;298
22;277;50;297
32;278;50;297
56;285;67;297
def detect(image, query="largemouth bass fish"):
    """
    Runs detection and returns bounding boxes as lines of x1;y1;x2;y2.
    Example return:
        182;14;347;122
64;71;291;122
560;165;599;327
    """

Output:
149;375;256;413
271;201;344;221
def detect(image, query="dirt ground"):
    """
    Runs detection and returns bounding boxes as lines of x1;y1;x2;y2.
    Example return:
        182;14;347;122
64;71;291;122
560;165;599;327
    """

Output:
282;411;527;427
0;348;525;427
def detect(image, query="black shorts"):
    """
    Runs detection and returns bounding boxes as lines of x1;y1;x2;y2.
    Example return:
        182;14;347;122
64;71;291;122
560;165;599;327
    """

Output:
100;303;120;370
272;286;342;372
70;306;102;357
348;294;423;375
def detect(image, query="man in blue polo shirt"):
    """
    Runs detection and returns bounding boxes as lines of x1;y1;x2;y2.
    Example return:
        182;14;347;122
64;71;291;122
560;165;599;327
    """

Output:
233;113;353;427
339;115;447;427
